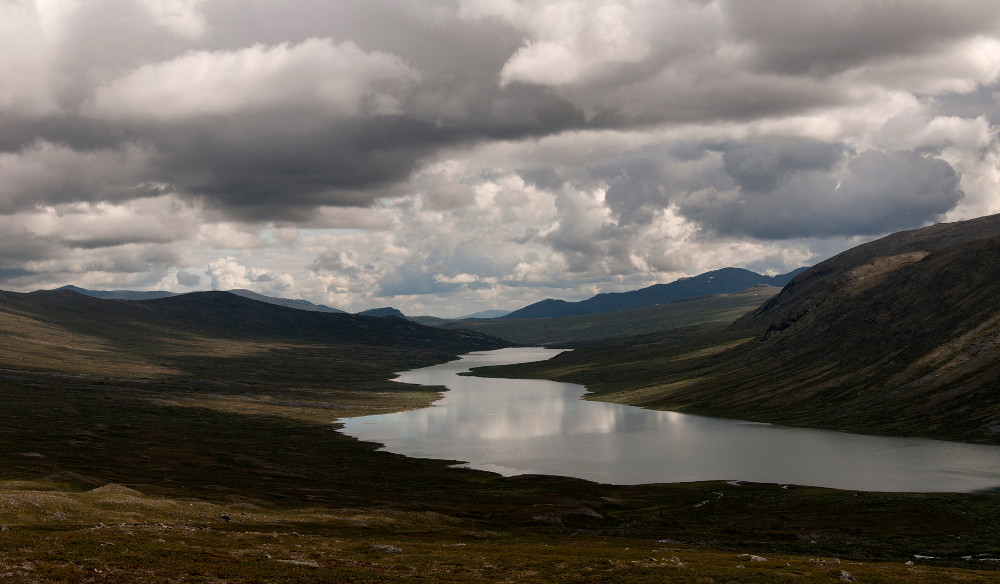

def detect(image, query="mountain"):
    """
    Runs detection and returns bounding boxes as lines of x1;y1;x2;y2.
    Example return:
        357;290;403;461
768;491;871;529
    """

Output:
441;285;781;346
228;288;344;313
503;267;807;319
457;310;510;320
357;307;406;318
0;289;509;383
56;285;345;313
478;214;1000;443
57;284;177;300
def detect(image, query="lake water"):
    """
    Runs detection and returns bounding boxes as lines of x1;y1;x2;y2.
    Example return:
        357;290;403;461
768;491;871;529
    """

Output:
338;347;1000;492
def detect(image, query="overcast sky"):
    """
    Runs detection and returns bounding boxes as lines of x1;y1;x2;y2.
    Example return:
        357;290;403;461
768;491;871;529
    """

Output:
2;0;999;316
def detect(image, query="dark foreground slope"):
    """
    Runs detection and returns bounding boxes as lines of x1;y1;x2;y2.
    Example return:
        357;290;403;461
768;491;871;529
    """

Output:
0;289;507;383
479;214;1000;442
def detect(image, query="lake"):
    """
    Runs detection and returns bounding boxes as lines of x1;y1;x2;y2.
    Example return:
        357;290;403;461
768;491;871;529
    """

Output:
338;347;1000;492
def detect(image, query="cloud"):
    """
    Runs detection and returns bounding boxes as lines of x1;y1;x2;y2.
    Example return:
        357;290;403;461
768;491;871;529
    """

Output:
88;38;418;121
424;174;476;210
678;149;964;239
206;256;295;294
721;138;846;193
176;269;201;286
727;0;1000;76
0;0;999;317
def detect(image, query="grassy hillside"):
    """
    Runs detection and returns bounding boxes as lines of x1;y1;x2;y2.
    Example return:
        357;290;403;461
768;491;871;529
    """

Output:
440;285;780;346
2;285;1000;581
476;214;1000;443
0;289;507;383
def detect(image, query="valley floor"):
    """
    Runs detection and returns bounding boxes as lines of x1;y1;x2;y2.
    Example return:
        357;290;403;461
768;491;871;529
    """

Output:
2;367;1000;583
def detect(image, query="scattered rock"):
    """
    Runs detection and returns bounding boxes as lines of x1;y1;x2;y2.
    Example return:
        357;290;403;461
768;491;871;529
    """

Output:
87;483;144;496
839;569;855;581
371;544;403;553
275;559;319;568
905;560;914;565
220;515;231;522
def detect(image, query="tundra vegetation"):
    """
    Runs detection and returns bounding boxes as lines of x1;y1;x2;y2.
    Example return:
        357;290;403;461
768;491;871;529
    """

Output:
3;216;1000;581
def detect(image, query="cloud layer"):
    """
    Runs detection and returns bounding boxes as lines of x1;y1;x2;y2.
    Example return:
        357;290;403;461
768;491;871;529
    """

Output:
2;0;999;316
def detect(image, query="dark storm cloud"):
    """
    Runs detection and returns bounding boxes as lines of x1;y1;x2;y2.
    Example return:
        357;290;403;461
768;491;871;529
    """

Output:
679;150;963;239
588;143;729;225
139;88;590;220
2;0;999;310
726;1;1000;76
516;167;564;192
6;0;995;224
933;82;1000;125
0;0;597;220
176;270;201;287
721;138;846;193
0;268;38;284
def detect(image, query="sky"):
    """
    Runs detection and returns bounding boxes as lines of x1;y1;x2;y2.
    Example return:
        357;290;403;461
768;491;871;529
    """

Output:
2;0;999;317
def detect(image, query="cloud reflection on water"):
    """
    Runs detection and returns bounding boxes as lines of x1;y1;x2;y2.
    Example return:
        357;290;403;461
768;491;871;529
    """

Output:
341;348;1000;492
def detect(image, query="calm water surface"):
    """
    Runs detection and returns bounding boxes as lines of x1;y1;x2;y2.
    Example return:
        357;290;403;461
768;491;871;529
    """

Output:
338;347;1000;492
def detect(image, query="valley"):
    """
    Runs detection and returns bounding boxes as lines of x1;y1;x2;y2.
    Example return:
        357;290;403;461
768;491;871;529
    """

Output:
477;214;1000;443
3;216;1000;581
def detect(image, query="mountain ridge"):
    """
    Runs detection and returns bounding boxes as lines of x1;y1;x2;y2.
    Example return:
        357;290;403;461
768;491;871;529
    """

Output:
0;288;510;382
503;267;807;319
56;284;346;313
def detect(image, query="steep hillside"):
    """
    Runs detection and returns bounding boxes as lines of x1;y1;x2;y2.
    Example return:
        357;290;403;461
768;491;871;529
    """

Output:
478;214;1000;443
737;213;1000;332
504;267;805;319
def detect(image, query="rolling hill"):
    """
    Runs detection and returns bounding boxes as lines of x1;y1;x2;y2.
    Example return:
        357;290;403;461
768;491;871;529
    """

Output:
475;214;1000;443
503;267;806;318
439;285;781;346
58;284;346;313
357;306;407;318
57;284;178;300
0;289;508;383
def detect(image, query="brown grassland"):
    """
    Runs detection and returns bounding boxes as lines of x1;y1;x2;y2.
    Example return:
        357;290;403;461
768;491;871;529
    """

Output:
1;289;999;582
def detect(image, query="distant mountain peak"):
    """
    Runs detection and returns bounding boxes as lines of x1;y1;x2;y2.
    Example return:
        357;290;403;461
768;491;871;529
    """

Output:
49;285;346;313
503;267;807;319
55;285;177;301
357;307;406;318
